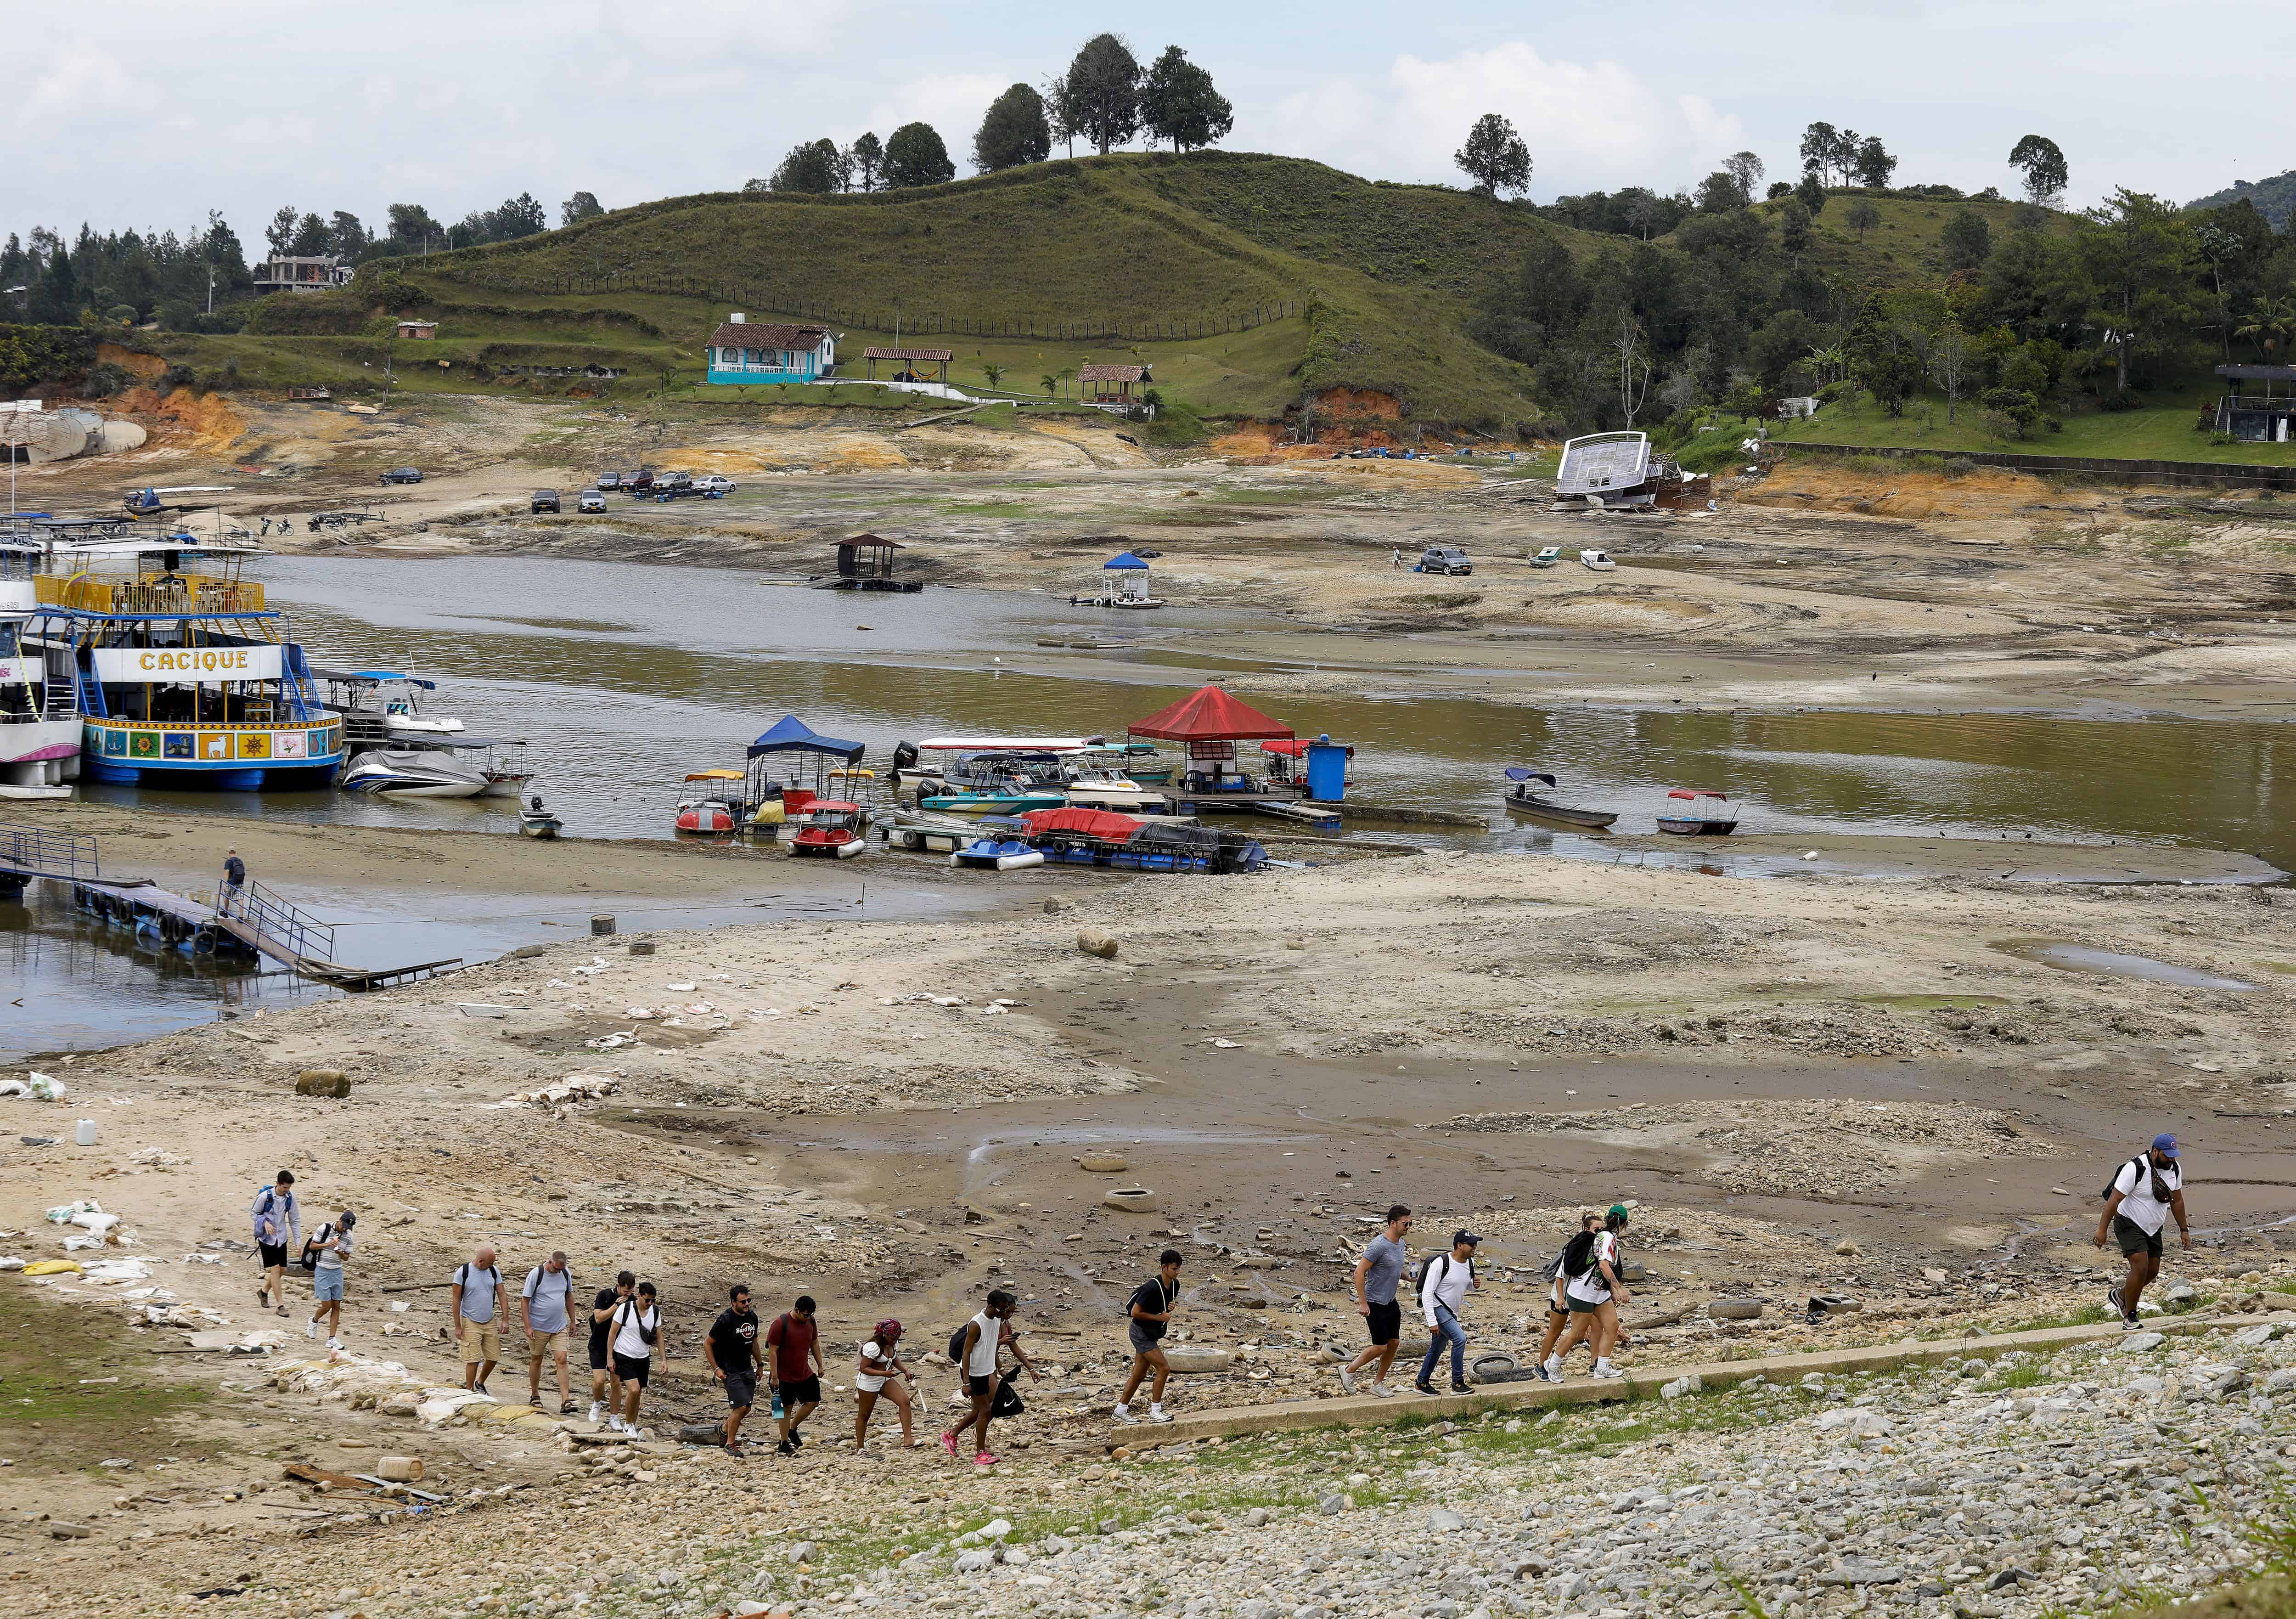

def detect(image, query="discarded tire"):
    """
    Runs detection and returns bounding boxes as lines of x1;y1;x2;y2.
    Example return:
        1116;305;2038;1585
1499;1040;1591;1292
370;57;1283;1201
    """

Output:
1102;1187;1159;1213
1707;1298;1764;1321
1077;1151;1129;1173
1161;1347;1232;1375
1469;1351;1520;1383
1076;929;1119;960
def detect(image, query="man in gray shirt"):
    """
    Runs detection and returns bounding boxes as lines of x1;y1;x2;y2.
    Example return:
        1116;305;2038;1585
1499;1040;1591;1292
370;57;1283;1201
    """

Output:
521;1251;577;1414
451;1245;504;1396
1339;1204;1412;1397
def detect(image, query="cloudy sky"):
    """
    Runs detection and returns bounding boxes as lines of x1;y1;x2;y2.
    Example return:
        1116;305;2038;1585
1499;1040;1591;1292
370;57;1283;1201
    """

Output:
15;0;2286;244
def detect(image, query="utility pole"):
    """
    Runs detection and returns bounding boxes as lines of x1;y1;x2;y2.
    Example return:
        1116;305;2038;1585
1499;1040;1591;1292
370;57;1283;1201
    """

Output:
206;264;216;316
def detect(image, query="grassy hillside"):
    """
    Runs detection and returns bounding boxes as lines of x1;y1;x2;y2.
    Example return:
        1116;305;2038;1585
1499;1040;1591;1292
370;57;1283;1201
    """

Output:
1768;377;2296;465
2188;169;2296;228
363;154;1562;430
1756;190;2073;289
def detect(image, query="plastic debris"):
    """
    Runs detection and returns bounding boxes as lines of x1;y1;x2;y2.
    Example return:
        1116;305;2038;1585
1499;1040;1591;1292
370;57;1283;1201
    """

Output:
0;1073;67;1101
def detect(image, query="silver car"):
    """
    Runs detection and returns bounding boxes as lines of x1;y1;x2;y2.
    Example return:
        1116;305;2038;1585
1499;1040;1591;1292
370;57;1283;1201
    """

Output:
576;489;607;513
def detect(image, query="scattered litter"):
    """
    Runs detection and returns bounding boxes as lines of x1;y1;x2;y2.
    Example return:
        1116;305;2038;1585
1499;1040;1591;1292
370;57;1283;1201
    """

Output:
45;1199;118;1236
0;1073;67;1101
0;1256;23;1271
455;1004;511;1019
624;1007;657;1020
583;1031;639;1051
666;982;697;992
499;1074;620;1108
1801;851;1820;861
22;1259;82;1276
1207;1038;1242;1049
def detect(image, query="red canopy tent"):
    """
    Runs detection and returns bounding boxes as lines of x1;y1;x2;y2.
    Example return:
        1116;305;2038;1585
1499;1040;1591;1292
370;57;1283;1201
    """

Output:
1126;685;1294;744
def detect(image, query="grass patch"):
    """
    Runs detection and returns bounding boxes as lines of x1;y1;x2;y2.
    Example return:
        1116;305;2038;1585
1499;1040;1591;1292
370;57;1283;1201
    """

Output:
0;1290;214;1475
1772;385;2296;468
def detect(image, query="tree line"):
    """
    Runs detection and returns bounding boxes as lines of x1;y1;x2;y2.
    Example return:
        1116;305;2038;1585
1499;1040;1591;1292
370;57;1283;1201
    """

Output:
751;33;1232;196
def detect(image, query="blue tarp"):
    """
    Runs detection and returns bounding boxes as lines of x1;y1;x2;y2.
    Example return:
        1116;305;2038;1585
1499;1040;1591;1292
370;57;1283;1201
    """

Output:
746;713;866;763
1103;551;1150;570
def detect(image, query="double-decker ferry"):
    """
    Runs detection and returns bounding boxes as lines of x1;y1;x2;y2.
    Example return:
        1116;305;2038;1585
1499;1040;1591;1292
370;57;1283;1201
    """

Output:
23;538;343;790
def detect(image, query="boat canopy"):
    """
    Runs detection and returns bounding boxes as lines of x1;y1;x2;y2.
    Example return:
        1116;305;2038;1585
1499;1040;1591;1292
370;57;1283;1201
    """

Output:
419;735;523;750
1103;551;1150;570
1504;767;1557;785
800;799;864;814
916;735;1098;753
1266;738;1355;759
310;668;436;688
686;769;745;782
1666;789;1728;800
1020;807;1145;842
1127;684;1294;744
747;713;866;764
1556;431;1651;497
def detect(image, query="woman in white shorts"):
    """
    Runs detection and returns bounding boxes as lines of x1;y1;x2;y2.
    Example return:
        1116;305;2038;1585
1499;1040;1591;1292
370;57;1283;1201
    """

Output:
853;1319;918;1449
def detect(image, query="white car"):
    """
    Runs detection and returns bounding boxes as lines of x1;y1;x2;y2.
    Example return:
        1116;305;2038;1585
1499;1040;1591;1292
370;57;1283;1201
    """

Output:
695;474;737;495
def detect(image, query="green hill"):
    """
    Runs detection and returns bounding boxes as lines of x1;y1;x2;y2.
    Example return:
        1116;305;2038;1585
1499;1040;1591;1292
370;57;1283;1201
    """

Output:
1756;190;2072;288
2186;169;2296;228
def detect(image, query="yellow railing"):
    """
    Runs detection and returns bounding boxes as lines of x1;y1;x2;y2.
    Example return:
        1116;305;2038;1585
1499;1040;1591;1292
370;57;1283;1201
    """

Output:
34;574;266;615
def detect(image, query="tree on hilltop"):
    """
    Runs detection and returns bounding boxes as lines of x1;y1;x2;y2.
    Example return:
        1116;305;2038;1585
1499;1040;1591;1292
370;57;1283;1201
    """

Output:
1455;113;1531;198
766;140;845;194
1140;45;1232;153
883;122;957;188
974;84;1052;172
1060;34;1143;155
849;133;884;192
1722;150;1765;207
560;192;604;227
2009;135;2068;209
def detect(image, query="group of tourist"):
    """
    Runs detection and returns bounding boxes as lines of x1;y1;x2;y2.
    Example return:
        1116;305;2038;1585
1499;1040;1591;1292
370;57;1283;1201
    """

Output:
250;1130;2192;1458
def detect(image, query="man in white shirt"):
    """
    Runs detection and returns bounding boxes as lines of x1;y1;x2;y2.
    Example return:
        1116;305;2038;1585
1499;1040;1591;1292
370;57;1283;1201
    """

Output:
2095;1133;2189;1329
1412;1230;1480;1396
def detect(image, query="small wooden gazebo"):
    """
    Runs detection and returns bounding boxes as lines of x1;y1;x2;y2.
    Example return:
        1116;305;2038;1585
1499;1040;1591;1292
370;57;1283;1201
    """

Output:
829;532;920;593
1078;362;1151;403
861;347;953;384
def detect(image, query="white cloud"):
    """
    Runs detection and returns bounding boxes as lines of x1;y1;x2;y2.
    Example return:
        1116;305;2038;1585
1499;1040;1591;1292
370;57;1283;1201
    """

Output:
1260;40;1747;197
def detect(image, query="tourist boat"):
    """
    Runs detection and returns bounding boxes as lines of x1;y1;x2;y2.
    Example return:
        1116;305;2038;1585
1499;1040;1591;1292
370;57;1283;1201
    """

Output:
1019;806;1266;875
517;795;563;840
1062;748;1173;814
21;538;343;790
1530;546;1563;568
788;799;869;858
675;770;744;835
740;713;867;835
0;545;83;798
906;744;1074;815
1553;431;1712;512
339;748;488;798
1579;548;1616;571
1655;789;1738;836
1501;768;1619;830
951;834;1044;870
317;669;465;751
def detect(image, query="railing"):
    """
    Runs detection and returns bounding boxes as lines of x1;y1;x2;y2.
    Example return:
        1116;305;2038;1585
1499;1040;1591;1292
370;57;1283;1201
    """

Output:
2223;395;2296;412
0;824;99;880
35;574;267;614
219;878;335;965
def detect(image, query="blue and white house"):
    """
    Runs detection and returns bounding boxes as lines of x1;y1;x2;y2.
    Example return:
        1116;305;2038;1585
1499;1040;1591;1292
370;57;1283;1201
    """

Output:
706;313;836;385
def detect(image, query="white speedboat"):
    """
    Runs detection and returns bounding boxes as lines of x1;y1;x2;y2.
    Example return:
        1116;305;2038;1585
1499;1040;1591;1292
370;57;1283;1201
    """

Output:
1063;754;1172;815
340;748;488;798
1579;548;1616;572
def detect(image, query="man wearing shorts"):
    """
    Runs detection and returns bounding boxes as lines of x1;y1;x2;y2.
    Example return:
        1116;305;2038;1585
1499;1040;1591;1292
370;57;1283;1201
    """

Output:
940;1288;1039;1467
250;1170;299;1319
607;1281;660;1435
2097;1133;2189;1329
304;1209;353;1350
450;1246;504;1396
519;1252;577;1414
1339;1204;1412;1397
765;1295;825;1456
1113;1249;1182;1424
587;1271;633;1426
705;1283;764;1455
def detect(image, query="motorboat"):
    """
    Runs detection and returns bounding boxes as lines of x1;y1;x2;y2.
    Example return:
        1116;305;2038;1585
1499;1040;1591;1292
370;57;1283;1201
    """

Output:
1019;806;1266;874
1530;546;1563;568
1063;750;1172;814
788;799;868;858
0;545;82;798
518;795;563;840
340;748;489;798
741;713;867;836
877;805;988;853
1553;431;1712;512
1579;548;1616;571
674;769;744;836
952;835;1045;871
315;670;464;749
1500;768;1619;830
1115;742;1173;785
1655;789;1738;836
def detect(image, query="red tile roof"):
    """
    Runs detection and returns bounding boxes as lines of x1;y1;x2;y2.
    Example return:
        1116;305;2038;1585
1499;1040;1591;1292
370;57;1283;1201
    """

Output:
861;346;955;362
709;322;831;350
1078;363;1148;383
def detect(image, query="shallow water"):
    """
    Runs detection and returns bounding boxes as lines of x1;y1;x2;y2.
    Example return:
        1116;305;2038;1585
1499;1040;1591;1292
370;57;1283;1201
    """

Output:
2001;940;2258;992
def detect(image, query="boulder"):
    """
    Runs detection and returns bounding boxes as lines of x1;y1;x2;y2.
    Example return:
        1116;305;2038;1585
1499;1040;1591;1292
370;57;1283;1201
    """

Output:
1707;1298;1764;1321
294;1071;351;1098
1076;929;1120;960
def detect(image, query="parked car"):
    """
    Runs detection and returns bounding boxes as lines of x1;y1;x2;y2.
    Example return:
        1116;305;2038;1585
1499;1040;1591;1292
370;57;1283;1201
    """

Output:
576;489;607;513
623;470;654;492
695;474;736;495
595;471;621;491
1418;545;1473;576
655;470;694;495
379;466;423;485
531;489;561;513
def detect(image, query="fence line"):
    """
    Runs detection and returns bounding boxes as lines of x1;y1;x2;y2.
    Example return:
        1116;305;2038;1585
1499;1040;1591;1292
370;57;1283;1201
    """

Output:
510;271;1300;343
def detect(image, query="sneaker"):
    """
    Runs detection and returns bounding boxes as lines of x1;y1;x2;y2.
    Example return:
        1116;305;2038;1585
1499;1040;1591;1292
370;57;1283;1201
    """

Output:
326;1337;342;1352
474;1381;489;1398
1535;1363;1559;1384
257;1286;269;1307
777;1438;794;1456
973;1451;999;1466
1338;1366;1358;1395
2121;1314;2144;1331
1112;1404;1136;1423
1449;1382;1472;1395
1591;1365;1625;1381
1413;1381;1439;1396
940;1431;959;1458
305;1318;318;1339
1371;1380;1396;1398
588;1401;603;1425
788;1428;803;1450
1148;1406;1172;1424
1542;1356;1564;1380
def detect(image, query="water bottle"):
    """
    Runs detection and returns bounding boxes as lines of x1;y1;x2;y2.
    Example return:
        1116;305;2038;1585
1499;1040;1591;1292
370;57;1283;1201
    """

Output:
770;1386;784;1420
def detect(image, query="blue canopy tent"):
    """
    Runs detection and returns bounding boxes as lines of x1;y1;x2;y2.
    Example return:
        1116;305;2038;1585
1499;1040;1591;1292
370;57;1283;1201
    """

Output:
744;714;868;805
1101;550;1154;604
1103;551;1150;570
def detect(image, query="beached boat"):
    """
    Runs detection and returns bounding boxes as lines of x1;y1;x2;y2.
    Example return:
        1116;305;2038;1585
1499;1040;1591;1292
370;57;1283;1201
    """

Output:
1655;789;1738;836
1530;546;1563;568
1019;806;1266;875
0;545;83;798
951;835;1044;870
1501;768;1618;830
674;769;744;836
1579;548;1616;571
788;799;869;858
20;537;344;790
1115;742;1173;785
1553;431;1712;513
340;748;488;798
876;805;982;853
517;795;563;839
742;714;868;835
1062;748;1173;814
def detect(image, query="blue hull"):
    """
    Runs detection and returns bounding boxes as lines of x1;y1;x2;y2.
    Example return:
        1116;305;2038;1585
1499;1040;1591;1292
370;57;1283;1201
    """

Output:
82;756;340;791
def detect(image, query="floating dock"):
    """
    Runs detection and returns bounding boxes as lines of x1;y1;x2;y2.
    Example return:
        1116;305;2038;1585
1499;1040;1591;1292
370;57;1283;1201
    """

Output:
1167;793;1344;832
0;824;458;991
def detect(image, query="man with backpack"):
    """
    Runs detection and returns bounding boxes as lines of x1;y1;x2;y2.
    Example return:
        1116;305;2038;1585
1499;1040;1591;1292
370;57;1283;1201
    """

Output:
450;1246;505;1396
1113;1248;1183;1424
2096;1134;2190;1330
587;1270;634;1427
940;1288;1040;1467
764;1296;826;1456
250;1170;300;1318
1532;1213;1604;1374
606;1281;661;1435
303;1209;353;1349
1339;1204;1412;1397
519;1252;578;1414
1414;1230;1481;1396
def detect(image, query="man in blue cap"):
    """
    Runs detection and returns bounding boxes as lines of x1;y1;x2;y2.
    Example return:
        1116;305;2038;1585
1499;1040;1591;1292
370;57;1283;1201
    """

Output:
2095;1133;2189;1329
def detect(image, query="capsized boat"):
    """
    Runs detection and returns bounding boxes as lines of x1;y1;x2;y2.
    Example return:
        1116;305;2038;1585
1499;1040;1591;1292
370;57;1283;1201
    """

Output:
1530;546;1562;568
788;799;869;858
1655;789;1738;836
1501;768;1618;830
340;748;489;798
675;769;744;836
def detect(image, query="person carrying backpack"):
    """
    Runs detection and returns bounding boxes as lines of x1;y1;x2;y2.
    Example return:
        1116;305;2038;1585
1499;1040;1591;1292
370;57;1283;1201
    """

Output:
450;1246;505;1396
852;1320;917;1450
1532;1213;1604;1373
303;1210;353;1350
520;1252;578;1414
940;1288;1039;1467
2095;1134;2189;1329
607;1281;661;1435
1542;1205;1632;1382
1413;1230;1481;1396
1114;1249;1183;1425
249;1170;300;1318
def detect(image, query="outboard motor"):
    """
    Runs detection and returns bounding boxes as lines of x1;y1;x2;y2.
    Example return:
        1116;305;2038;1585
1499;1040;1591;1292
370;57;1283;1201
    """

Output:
890;740;919;780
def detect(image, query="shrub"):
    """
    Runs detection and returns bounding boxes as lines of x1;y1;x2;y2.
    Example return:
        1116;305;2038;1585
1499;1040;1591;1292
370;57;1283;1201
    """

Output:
81;361;129;397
